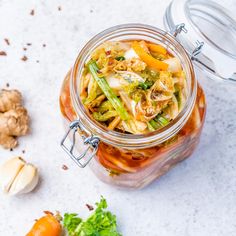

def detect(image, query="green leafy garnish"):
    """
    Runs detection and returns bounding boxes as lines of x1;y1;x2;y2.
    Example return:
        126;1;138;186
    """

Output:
138;80;154;90
115;56;125;61
63;197;122;236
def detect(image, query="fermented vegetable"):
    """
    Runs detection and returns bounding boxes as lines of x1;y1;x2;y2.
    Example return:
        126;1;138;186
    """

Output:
80;40;187;134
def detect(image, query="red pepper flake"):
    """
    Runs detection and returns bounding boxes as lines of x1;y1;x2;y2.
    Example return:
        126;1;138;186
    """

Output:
0;51;7;56
4;38;10;46
62;164;68;170
23;47;27;51
26;43;32;46
105;50;111;55
30;9;35;16
108;58;114;66
86;204;94;211
58;6;62;11
21;55;28;61
44;211;53;215
42;44;46;47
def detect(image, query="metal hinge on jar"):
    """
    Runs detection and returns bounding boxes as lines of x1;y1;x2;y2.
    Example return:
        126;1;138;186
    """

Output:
170;23;204;59
61;119;100;168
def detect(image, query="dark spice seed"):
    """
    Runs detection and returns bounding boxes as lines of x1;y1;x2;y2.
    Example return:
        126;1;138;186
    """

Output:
0;51;7;56
62;164;68;170
26;43;32;46
4;38;10;45
21;55;28;61
86;204;94;211
23;47;27;51
6;83;10;87
58;6;62;11
30;9;34;16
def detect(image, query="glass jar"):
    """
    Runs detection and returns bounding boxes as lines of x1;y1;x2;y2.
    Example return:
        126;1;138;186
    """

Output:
60;24;206;189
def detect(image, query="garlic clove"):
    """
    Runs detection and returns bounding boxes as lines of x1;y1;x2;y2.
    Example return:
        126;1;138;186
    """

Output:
0;157;25;193
8;163;39;195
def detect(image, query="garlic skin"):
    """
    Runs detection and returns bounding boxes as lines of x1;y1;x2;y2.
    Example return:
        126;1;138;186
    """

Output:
8;164;39;195
0;157;25;193
0;157;39;195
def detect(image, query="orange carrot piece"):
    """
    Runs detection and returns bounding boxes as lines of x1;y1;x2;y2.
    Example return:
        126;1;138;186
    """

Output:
26;213;62;236
132;41;168;71
148;43;167;55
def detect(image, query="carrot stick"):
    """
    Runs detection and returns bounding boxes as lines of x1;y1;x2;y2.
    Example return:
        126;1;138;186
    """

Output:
148;43;167;55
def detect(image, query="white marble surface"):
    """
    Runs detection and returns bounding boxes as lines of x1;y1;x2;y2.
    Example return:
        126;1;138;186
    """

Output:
0;0;236;235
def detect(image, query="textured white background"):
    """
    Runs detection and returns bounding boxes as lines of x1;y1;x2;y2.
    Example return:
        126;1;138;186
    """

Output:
0;0;236;235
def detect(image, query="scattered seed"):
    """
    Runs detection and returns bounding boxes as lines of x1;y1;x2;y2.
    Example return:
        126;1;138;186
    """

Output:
26;43;32;46
42;44;46;47
30;9;35;16
22;150;25;154
0;51;7;56
90;9;93;13
86;204;94;211
62;164;68;170
58;6;62;11
10;148;13;151
23;47;27;51
36;60;39;63
21;55;28;61
6;83;10;87
4;38;10;46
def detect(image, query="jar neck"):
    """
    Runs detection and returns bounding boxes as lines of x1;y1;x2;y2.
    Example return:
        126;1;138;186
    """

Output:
70;24;197;149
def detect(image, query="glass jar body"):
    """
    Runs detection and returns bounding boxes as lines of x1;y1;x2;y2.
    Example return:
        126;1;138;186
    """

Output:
60;70;206;189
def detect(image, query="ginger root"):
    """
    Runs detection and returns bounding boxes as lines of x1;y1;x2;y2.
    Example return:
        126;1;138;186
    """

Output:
0;89;30;149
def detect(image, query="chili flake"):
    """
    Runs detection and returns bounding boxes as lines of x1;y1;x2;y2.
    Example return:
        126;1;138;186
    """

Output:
21;55;28;61
4;38;10;45
0;51;7;56
62;164;68;170
86;204;94;211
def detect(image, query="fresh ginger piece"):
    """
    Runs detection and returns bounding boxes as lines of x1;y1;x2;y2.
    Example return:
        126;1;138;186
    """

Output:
0;107;29;136
0;89;30;149
0;89;22;112
0;133;17;149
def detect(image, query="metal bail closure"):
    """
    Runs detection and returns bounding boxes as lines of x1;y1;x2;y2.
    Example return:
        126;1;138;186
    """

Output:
170;23;204;60
61;119;100;168
170;23;187;37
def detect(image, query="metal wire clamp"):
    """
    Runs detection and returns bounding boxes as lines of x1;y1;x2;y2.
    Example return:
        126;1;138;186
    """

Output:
61;119;100;168
170;23;204;59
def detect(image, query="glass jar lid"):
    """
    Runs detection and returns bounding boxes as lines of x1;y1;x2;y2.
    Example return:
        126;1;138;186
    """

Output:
164;0;236;84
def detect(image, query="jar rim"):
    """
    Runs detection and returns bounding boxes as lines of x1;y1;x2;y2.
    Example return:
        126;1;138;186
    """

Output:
70;24;197;149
